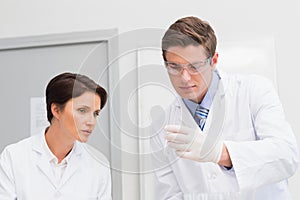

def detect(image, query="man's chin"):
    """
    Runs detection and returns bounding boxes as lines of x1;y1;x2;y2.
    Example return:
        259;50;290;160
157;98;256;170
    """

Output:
180;91;204;103
181;94;197;101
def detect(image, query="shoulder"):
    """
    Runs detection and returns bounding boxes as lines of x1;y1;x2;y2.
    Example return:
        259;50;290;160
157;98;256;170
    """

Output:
78;143;110;169
71;143;111;180
236;74;276;97
0;135;36;164
225;70;273;85
221;72;280;110
221;71;275;93
1;135;36;155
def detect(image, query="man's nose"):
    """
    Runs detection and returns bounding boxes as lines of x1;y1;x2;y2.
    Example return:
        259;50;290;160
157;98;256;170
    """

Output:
181;68;191;81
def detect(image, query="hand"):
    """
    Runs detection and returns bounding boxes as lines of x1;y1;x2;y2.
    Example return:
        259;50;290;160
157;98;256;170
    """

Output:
164;125;223;163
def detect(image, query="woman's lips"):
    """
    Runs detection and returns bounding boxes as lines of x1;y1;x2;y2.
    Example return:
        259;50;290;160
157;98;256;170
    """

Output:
82;130;92;135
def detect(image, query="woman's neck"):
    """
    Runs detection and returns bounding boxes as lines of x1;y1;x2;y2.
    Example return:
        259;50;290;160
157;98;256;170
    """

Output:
45;124;75;163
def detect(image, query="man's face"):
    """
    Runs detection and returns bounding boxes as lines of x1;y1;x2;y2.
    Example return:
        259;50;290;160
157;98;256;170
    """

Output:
165;45;218;103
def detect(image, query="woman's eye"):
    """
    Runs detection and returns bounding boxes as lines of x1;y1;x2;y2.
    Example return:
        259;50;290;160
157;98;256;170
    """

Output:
94;112;100;117
78;108;86;113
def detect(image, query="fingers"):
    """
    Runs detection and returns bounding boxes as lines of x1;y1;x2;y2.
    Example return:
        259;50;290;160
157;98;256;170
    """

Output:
167;142;190;151
165;124;200;146
164;125;182;133
175;150;192;159
165;133;190;144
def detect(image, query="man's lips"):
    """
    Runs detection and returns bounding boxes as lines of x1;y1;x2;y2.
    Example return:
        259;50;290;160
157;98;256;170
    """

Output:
179;85;196;90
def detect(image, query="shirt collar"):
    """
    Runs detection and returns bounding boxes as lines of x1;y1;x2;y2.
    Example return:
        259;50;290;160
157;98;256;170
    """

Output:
42;133;75;164
183;69;220;114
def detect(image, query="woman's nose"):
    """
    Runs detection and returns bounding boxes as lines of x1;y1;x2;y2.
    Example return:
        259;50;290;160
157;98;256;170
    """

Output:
86;114;97;126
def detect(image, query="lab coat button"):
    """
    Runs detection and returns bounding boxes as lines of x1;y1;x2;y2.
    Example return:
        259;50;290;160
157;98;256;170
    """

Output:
210;173;217;179
54;191;62;198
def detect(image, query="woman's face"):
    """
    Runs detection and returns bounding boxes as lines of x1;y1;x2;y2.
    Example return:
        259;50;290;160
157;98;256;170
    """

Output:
57;91;101;143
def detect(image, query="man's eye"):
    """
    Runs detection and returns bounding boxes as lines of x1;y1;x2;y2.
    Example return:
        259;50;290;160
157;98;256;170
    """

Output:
166;62;175;67
169;64;180;69
190;65;198;70
191;63;205;70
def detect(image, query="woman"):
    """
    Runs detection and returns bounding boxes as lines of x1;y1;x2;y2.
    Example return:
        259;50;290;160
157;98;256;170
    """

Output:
0;72;111;199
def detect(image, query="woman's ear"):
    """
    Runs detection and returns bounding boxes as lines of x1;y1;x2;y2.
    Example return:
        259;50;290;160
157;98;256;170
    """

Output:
51;103;60;120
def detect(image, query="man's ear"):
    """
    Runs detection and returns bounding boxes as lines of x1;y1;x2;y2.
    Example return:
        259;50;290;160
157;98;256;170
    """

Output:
211;52;219;67
51;103;60;120
211;52;219;71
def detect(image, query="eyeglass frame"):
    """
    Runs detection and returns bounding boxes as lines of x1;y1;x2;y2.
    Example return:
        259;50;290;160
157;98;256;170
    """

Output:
164;57;212;75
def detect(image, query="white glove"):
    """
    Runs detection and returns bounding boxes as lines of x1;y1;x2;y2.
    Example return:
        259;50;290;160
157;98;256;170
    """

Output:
164;125;223;163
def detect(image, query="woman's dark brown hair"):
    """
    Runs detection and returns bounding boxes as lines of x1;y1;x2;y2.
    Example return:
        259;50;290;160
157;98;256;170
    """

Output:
45;72;107;123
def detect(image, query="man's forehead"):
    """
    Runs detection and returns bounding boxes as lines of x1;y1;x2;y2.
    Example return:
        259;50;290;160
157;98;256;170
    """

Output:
165;45;207;62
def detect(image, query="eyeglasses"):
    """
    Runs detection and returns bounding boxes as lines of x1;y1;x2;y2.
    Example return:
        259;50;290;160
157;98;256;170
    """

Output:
164;57;211;75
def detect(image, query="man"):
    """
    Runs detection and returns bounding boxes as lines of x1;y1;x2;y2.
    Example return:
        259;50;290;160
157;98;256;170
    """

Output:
150;16;299;200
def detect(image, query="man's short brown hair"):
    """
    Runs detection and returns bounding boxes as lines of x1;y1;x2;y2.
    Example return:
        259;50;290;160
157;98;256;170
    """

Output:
162;16;217;60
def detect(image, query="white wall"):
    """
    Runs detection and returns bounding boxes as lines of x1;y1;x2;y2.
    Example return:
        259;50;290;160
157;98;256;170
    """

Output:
1;0;300;199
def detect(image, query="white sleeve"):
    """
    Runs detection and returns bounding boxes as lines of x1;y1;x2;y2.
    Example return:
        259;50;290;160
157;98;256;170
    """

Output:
150;125;183;200
0;147;17;200
84;144;112;200
225;76;299;190
97;166;112;200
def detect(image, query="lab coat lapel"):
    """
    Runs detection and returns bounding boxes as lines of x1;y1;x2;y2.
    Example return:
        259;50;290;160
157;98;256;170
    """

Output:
31;134;57;188
202;70;228;135
59;142;82;187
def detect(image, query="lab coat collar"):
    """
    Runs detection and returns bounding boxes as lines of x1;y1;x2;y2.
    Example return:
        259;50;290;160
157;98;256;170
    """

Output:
31;132;83;157
31;132;84;188
215;69;229;96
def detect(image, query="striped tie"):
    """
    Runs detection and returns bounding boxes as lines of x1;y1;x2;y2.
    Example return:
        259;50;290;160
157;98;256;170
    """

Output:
194;105;209;131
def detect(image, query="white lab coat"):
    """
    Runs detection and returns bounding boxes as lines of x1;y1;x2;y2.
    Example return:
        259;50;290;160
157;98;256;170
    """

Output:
150;71;299;200
0;133;111;200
